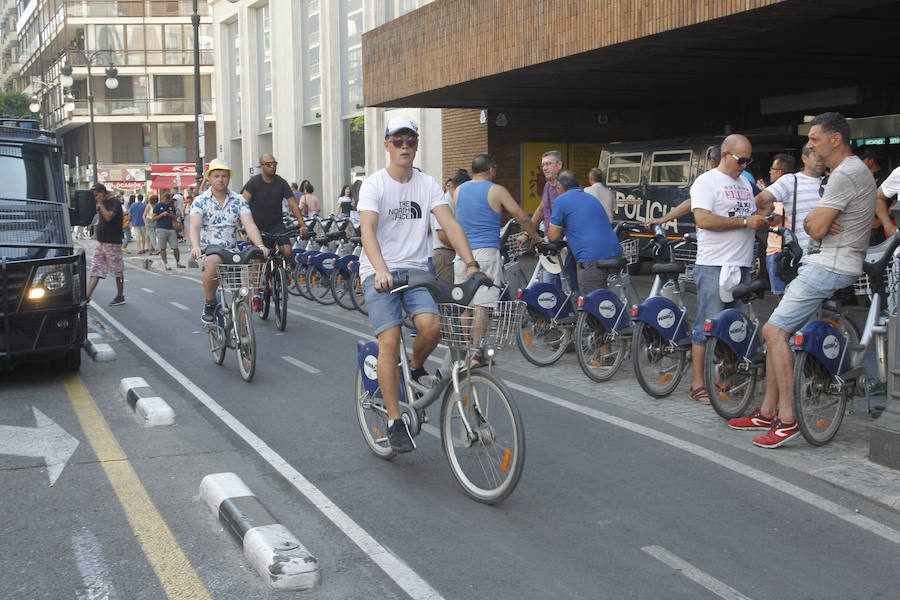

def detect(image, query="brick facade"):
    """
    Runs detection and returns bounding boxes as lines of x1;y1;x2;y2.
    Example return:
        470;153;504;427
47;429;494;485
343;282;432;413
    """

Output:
441;109;488;183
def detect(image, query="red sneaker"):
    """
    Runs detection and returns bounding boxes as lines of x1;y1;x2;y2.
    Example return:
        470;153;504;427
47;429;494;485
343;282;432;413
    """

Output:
728;409;775;431
252;295;262;312
753;419;801;449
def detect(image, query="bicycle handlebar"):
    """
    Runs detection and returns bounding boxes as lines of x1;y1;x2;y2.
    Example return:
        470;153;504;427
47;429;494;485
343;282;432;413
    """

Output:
387;270;498;306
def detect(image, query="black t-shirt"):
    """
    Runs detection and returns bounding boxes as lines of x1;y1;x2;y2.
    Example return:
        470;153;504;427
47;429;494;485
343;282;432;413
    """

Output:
95;199;124;244
242;174;292;231
153;202;176;229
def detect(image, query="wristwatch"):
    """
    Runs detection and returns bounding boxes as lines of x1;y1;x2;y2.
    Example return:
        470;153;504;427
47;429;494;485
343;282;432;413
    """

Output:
742;217;748;228
466;260;480;269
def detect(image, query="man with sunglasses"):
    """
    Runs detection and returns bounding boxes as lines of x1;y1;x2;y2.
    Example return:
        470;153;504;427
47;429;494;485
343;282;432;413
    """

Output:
242;153;308;309
687;134;769;406
731;112;876;448
358;115;480;453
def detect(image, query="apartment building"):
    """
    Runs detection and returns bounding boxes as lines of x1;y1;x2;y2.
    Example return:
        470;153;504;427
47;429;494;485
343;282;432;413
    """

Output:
210;0;441;216
14;0;216;191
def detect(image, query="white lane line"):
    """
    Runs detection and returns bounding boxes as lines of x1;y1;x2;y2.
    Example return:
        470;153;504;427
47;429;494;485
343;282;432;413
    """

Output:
281;355;321;374
292;309;900;548
642;546;752;600
140;287;155;294
90;304;445;600
170;302;189;311
72;528;119;600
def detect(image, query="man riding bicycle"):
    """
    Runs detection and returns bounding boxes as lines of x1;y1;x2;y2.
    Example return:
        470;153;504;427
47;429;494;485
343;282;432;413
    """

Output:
242;153;309;308
189;158;268;323
359;115;481;453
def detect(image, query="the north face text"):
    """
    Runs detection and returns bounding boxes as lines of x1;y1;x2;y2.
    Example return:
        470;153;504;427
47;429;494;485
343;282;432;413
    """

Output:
388;201;422;220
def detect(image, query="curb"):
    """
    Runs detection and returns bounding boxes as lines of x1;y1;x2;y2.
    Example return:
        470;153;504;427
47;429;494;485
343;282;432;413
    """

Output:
85;332;116;362
199;472;320;591
119;377;175;426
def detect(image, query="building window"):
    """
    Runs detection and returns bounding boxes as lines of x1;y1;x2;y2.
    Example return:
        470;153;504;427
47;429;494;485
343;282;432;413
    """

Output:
156;123;187;162
606;153;643;186
154;75;184;99
257;4;272;130
227;21;241;137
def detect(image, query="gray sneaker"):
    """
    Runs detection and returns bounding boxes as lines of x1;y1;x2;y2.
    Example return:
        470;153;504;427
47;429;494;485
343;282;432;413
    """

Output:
410;366;437;388
109;296;125;306
388;420;416;453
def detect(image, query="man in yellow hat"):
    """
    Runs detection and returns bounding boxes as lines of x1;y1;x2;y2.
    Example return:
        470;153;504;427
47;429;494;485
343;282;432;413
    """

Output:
189;158;268;323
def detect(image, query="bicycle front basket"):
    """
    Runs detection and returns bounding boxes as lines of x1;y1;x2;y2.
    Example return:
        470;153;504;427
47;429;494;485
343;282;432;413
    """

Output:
437;300;526;348
215;262;265;292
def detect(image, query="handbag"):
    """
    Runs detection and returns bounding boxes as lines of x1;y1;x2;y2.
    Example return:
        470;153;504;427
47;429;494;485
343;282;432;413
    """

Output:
775;175;802;284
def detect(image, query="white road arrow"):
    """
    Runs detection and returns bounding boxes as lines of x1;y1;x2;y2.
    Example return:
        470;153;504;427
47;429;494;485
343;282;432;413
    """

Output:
0;407;79;486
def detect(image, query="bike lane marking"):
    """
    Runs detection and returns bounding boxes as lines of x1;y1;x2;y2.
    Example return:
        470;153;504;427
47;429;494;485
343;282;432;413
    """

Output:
90;304;446;600
642;546;753;600
281;355;321;374
61;374;212;600
72;528;119;600
170;302;189;311
289;309;900;548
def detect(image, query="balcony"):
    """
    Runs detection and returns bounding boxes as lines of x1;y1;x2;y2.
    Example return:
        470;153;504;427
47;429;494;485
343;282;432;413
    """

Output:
65;0;209;18
65;98;214;118
68;49;214;68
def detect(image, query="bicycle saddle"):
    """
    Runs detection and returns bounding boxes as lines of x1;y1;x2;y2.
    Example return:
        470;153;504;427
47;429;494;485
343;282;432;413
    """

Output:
731;279;769;302
326;230;345;241
299;231;316;241
863;231;900;277
315;236;329;245
650;262;685;275
392;270;494;306
536;241;567;255
589;256;628;269
350;236;361;245
204;245;264;263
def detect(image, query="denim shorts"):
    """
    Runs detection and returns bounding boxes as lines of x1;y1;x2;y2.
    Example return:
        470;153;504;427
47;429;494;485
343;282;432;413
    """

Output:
765;253;786;295
362;269;438;336
767;263;858;335
692;264;750;346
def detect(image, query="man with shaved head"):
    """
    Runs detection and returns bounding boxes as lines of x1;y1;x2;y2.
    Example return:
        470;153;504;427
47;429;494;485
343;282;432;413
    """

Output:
687;133;769;406
242;153;308;309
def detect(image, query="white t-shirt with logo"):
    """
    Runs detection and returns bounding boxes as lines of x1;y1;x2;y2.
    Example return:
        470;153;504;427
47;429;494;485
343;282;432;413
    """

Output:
881;165;900;199
358;168;448;281
691;168;756;267
764;171;823;252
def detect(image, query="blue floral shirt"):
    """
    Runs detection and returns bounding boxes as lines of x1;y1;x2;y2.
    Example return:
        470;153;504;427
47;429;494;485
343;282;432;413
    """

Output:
189;188;251;249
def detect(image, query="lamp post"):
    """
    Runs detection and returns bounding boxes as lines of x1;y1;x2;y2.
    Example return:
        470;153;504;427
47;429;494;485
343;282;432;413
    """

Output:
192;0;203;187
60;48;119;185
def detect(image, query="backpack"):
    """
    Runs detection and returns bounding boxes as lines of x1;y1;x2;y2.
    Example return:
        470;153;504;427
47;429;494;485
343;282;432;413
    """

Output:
775;175;802;284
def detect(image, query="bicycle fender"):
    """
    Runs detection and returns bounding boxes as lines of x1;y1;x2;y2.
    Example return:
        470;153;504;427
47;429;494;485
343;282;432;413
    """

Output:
704;308;760;358
632;296;688;342
334;254;358;275
578;288;627;331
356;340;408;403
794;320;847;376
292;248;306;263
311;252;339;272
517;283;573;321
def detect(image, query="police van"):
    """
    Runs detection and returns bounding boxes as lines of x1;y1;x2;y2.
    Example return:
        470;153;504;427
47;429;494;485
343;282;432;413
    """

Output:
599;134;806;266
0;118;94;370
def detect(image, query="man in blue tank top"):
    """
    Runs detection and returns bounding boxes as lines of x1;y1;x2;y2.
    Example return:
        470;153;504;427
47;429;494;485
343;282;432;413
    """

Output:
453;153;543;306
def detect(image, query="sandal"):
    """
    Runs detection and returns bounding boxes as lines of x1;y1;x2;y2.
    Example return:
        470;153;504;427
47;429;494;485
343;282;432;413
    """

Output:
689;386;711;405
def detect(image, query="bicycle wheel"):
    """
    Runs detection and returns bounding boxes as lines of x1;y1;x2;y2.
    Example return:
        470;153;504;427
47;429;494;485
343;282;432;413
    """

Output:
631;323;687;398
332;270;355;310
293;262;309;299
273;265;288;331
354;367;395;460
574;312;627;382
236;301;257;382
349;270;368;315
310;267;336;305
286;260;301;296
793;350;846;446
208;323;226;365
704;336;756;420
516;305;568;366
441;369;524;504
259;265;272;320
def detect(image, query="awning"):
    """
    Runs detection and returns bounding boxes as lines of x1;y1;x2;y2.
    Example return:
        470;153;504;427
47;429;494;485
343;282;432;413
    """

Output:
150;175;176;189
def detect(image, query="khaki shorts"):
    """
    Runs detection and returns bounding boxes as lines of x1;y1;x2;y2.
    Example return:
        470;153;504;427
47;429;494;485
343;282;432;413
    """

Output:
454;247;502;307
156;228;178;249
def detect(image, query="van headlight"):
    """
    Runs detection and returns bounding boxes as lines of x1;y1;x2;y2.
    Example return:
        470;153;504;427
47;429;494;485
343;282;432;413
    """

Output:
28;265;71;300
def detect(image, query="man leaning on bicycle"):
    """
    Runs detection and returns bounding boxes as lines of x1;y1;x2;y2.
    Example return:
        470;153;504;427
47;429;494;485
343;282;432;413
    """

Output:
729;112;877;449
358;116;481;453
189;158;268;324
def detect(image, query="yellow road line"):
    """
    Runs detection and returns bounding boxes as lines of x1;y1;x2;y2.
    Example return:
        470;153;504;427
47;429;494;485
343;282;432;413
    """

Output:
63;374;211;600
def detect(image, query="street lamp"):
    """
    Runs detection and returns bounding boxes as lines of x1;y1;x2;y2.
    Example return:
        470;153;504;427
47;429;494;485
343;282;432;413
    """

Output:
60;49;119;185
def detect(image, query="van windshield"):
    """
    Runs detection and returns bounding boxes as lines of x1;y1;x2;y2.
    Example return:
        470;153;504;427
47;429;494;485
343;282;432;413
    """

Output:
0;145;69;258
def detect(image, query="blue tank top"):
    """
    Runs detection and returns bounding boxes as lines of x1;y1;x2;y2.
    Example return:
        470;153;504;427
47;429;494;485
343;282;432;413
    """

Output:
455;180;500;249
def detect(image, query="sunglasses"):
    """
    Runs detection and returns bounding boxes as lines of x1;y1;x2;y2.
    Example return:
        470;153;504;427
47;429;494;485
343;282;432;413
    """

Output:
262;161;277;168
727;152;753;166
389;135;418;149
819;174;829;198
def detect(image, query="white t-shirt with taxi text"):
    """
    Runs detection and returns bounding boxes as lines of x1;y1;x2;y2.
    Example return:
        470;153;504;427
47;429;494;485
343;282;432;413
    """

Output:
691;168;756;267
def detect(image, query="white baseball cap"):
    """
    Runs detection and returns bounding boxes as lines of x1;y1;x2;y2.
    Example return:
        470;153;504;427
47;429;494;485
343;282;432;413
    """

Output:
385;116;419;137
